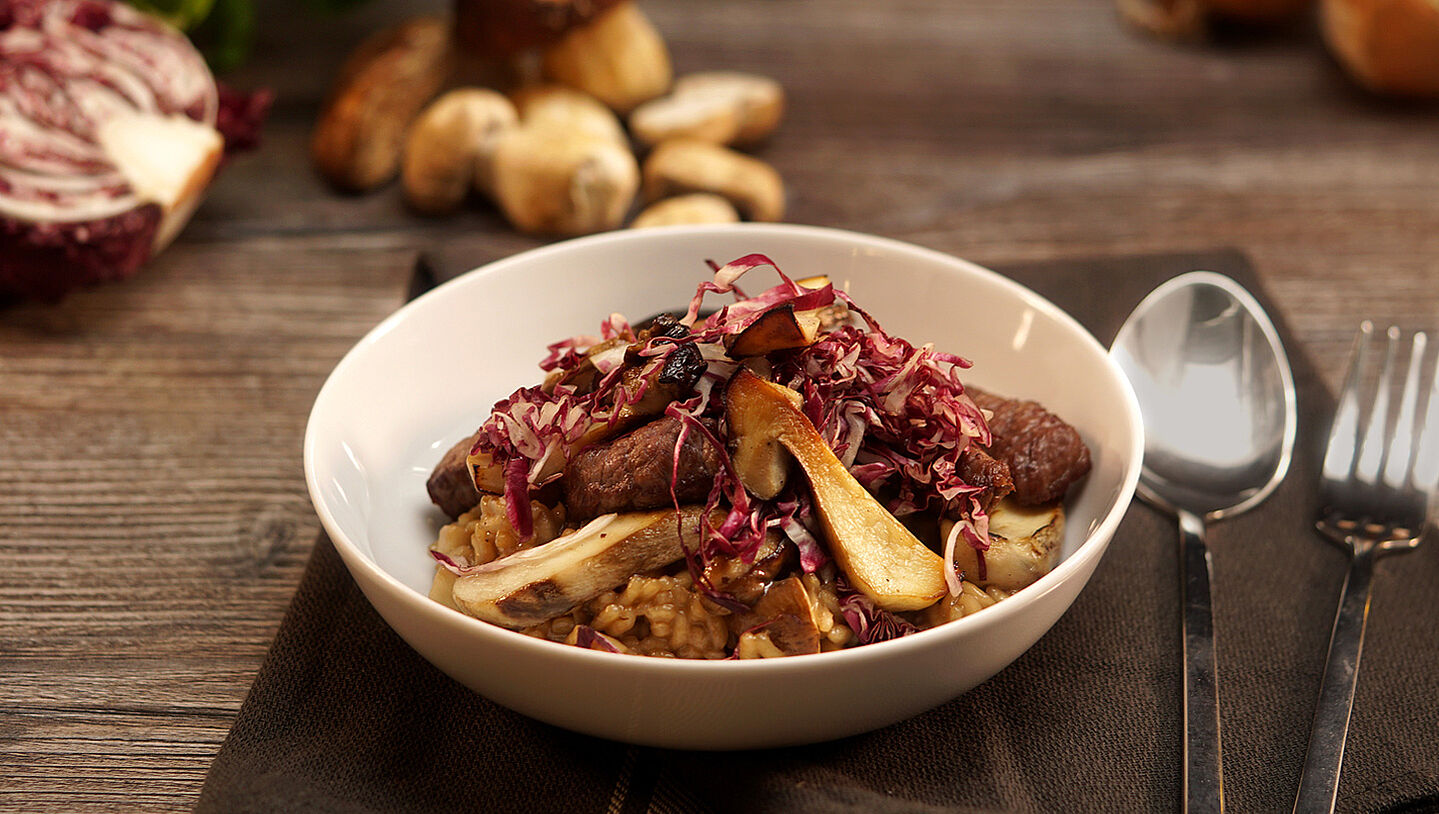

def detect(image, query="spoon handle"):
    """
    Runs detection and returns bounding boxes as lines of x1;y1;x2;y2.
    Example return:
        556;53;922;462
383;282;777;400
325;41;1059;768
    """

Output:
1178;508;1224;814
1293;548;1376;814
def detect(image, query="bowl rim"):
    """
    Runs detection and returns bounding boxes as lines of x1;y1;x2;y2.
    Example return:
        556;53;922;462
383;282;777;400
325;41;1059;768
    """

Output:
303;223;1144;673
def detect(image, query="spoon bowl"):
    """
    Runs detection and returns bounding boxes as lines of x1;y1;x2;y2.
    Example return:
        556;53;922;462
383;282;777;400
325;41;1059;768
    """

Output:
1115;273;1297;520
1112;271;1297;813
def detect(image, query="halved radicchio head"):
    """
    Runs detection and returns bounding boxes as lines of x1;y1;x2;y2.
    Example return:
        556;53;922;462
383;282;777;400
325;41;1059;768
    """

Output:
0;0;245;301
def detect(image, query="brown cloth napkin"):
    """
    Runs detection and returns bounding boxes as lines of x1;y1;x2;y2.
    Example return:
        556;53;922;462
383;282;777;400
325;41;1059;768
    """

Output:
196;250;1439;814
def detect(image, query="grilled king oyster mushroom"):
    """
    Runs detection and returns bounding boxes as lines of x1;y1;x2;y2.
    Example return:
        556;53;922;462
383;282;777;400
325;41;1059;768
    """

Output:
726;369;947;611
942;498;1063;591
450;505;718;628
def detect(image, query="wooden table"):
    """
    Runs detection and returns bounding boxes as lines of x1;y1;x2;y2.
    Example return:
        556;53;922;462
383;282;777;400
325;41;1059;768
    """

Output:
2;0;1436;809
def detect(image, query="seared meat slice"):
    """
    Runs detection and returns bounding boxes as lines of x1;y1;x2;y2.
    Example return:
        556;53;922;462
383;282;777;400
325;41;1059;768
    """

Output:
563;416;722;519
956;444;1014;512
969;388;1091;505
428;430;484;519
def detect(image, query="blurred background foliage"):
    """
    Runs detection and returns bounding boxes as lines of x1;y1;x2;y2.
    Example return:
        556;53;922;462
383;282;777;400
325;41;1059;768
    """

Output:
125;0;373;74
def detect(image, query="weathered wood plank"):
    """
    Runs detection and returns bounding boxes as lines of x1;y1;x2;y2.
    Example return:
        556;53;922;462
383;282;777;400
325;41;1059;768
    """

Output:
0;235;414;811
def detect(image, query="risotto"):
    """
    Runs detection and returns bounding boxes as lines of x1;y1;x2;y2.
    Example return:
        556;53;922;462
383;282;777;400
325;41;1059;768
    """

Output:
425;255;1089;659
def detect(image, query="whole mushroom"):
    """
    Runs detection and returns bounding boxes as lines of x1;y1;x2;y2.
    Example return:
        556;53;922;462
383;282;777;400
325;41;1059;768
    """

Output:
1322;0;1439;96
454;0;627;55
488;82;638;235
629;72;785;148
631;194;741;228
491;127;639;235
508;84;629;147
311;17;454;192
402;88;518;214
540;1;673;113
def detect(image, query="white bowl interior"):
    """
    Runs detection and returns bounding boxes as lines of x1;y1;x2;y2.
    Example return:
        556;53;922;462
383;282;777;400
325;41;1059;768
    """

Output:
304;224;1142;747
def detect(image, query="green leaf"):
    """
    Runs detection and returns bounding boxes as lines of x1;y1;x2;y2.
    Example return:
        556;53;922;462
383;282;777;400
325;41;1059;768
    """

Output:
125;0;216;30
189;0;255;74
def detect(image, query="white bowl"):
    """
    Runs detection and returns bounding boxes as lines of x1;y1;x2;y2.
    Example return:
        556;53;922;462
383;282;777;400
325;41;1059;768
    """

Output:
304;224;1143;749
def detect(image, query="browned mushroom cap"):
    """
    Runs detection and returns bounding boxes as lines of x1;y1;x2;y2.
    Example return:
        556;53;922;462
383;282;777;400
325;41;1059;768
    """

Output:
454;0;627;55
742;576;822;657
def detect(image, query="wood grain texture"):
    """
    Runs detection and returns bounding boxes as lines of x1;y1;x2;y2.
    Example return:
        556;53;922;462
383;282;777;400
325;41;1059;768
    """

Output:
2;0;1437;810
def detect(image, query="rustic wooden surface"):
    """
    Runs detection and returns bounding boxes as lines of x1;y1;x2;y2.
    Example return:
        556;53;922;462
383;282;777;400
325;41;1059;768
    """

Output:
2;0;1437;810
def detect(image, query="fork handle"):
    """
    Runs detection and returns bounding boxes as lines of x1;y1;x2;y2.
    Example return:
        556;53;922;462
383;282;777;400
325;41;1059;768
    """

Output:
1293;548;1376;814
1179;508;1224;814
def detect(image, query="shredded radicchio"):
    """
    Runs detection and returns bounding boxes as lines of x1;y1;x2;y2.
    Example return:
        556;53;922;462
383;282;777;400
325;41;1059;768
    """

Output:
681;254;839;345
462;253;993;598
838;579;921;644
773;312;991;521
942;496;991;594
573;625;622;653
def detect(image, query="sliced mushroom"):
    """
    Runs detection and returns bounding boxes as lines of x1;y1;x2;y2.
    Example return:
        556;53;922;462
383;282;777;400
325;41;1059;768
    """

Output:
727;377;798;501
465;448;511;496
628;71;784;148
725;369;947;610
465;422;614;497
943;497;1063;592
429;568;461;612
451;506;716;628
737;576;821;657
789;275;854;332
542;336;628;394
724;303;824;358
641;139;785;222
705;532;790;604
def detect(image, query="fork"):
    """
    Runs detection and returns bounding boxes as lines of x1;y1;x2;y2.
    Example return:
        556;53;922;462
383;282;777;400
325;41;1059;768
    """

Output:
1293;322;1439;813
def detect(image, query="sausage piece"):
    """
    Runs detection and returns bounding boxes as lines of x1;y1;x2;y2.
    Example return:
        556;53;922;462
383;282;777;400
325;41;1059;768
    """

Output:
563;416;721;519
969;388;1091;505
428;430;483;519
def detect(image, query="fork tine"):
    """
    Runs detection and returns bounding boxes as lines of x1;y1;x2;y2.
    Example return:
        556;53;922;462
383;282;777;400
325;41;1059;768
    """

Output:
1321;322;1373;498
1382;331;1427;495
1354;326;1400;494
1411;335;1439;495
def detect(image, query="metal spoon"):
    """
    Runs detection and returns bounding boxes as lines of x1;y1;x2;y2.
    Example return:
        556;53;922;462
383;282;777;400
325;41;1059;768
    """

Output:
1112;271;1298;814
